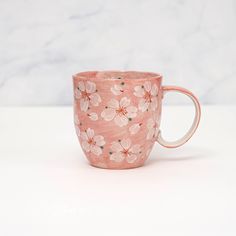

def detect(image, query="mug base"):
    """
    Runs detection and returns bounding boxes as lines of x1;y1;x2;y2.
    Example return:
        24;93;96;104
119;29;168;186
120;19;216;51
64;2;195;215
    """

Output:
90;162;145;170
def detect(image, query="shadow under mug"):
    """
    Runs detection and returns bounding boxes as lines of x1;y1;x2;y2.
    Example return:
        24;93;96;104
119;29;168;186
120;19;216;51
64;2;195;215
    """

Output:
73;71;201;169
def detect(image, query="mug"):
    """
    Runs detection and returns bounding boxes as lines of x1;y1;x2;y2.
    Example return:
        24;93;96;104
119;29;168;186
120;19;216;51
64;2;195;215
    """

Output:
73;71;201;169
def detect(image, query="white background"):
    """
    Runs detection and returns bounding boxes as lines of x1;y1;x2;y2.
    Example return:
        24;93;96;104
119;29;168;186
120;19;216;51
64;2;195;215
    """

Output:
0;106;236;236
0;0;235;105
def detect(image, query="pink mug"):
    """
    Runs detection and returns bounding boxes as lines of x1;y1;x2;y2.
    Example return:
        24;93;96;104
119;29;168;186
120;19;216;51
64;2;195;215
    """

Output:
73;71;201;169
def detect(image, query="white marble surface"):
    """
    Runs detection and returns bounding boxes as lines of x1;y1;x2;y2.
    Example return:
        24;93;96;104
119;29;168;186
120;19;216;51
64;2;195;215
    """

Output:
0;0;235;105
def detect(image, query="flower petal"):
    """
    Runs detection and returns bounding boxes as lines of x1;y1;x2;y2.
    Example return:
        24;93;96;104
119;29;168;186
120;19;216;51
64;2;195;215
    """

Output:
74;114;80;125
90;145;102;156
120;138;131;150
126;106;137;118
75;126;80;137
75;89;81;99
134;86;145;97
127;154;138;163
114;115;128;127
138;99;149;112
150;97;158;111
94;135;105;146
144;81;151;92
80;98;89;112
88;112;98;121
130;144;141;154
82;141;90;152
120;97;130;108
101;108;116;121
80;131;88;141
110;152;124;162
86;128;94;139
90;93;101;106
78;81;85;91
147;129;155;140
111;141;123;152
126;106;137;113
86;81;96;93
108;99;119;109
129;123;141;135
111;84;123;95
151;84;158;96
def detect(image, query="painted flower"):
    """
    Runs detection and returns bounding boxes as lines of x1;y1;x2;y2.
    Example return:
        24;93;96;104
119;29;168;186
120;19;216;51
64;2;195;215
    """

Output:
101;97;137;127
75;81;101;112
74;114;80;125
129;123;142;135
87;112;98;121
146;115;159;140
80;128;105;156
111;84;124;95
133;81;158;112
110;138;141;163
74;114;81;136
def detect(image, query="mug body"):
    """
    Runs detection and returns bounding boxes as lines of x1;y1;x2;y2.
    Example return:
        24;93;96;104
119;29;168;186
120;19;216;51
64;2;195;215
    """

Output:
73;71;162;169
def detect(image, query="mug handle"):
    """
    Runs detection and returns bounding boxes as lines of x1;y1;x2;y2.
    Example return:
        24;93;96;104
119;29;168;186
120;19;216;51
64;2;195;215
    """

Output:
157;86;201;148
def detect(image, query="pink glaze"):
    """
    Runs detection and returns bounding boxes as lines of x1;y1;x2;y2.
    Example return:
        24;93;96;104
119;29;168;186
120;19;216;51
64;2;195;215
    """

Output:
73;71;201;169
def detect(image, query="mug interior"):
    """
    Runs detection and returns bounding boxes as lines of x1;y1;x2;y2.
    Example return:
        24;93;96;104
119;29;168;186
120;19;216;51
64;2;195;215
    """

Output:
73;71;162;81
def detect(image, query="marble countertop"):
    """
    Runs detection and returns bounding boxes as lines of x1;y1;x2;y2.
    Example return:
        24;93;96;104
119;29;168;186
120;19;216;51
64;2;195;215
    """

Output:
0;0;235;105
0;105;235;235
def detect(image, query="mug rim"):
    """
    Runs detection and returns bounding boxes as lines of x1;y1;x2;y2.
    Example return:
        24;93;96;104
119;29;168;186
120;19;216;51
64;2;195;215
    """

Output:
73;70;162;82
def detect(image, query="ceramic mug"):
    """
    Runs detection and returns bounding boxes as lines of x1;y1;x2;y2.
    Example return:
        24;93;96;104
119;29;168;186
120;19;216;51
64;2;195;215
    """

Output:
73;71;201;169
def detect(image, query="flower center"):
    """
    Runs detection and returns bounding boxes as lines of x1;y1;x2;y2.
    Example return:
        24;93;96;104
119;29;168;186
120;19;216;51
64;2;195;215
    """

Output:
116;107;127;116
81;91;90;100
122;149;130;156
88;138;95;145
144;91;152;102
